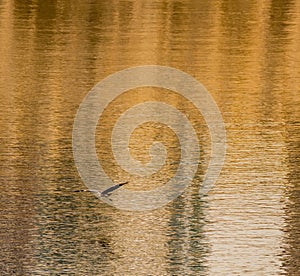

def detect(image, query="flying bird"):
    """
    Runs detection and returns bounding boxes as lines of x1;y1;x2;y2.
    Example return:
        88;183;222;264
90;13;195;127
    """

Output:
73;181;129;198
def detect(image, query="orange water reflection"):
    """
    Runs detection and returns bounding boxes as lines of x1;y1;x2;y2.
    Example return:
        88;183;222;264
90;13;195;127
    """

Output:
0;0;299;275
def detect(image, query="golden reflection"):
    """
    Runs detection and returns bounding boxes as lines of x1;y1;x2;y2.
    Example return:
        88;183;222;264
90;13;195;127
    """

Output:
0;0;299;275
96;86;209;191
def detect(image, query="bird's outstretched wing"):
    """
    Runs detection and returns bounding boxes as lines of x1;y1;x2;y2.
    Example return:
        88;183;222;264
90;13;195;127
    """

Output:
73;181;129;197
101;181;129;196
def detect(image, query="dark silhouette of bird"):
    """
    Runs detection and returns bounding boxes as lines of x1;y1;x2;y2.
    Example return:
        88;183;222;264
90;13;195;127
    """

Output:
73;181;129;198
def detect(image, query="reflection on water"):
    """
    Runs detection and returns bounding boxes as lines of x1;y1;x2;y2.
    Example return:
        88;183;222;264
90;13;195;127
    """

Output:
0;0;299;275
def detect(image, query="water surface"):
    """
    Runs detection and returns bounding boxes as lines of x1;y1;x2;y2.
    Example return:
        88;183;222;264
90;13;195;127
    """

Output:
0;1;299;275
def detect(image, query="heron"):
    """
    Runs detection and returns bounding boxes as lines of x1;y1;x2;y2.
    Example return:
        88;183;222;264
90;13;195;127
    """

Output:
73;181;129;198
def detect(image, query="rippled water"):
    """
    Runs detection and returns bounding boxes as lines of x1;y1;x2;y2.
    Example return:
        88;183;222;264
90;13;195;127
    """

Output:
0;1;299;275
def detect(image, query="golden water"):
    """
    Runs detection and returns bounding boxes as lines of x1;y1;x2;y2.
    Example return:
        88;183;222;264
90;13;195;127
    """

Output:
0;1;299;275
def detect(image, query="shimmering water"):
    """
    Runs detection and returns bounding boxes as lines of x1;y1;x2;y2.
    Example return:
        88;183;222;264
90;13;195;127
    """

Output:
0;1;299;275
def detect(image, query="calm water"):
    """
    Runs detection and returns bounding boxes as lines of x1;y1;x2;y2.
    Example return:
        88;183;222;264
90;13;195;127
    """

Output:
0;0;299;275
